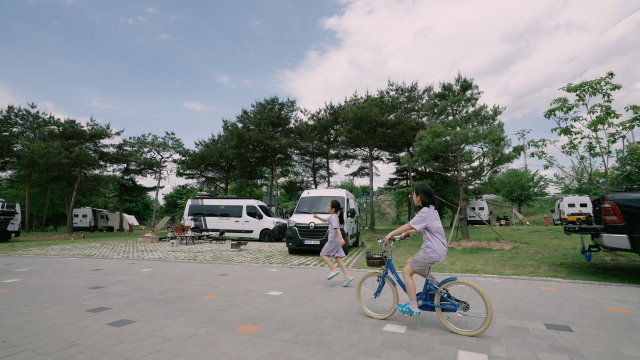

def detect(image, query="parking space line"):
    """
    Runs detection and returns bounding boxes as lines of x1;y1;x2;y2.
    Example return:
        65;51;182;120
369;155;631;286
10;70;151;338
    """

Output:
234;324;261;335
14;269;29;272
457;350;488;360
266;291;283;295
201;295;219;300
382;324;406;333
605;306;632;313
540;287;556;290
1;279;21;283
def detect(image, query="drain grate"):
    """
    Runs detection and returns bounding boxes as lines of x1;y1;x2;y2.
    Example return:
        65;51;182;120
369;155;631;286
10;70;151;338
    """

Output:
544;324;573;332
88;286;105;289
86;307;112;313
106;319;136;327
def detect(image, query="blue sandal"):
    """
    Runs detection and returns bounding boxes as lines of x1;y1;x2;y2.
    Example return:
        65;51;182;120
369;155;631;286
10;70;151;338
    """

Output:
397;302;421;316
327;270;340;280
342;276;354;287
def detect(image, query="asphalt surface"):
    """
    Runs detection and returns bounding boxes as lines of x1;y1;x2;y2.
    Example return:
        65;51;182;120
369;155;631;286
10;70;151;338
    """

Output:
1;256;639;360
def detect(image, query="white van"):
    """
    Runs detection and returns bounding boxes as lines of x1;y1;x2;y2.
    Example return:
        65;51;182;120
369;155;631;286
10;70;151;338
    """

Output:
551;195;593;225
72;207;114;232
285;188;360;255
466;200;491;225
0;199;21;242
182;194;287;242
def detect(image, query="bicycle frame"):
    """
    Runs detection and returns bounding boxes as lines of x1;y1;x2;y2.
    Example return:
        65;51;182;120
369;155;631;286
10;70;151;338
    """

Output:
373;242;459;312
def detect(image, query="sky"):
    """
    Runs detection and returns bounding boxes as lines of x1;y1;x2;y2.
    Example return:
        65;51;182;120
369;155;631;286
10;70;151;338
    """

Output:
2;0;640;199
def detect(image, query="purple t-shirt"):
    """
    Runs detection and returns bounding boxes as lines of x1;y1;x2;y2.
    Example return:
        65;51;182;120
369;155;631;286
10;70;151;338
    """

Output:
327;214;341;243
409;206;447;262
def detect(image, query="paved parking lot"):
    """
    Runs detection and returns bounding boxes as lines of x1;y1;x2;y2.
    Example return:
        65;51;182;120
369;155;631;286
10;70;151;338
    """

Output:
0;240;366;268
1;256;639;360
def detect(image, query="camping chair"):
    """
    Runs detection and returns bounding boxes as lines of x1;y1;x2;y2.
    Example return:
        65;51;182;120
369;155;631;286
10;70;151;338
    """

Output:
174;225;191;235
230;241;249;251
209;230;227;244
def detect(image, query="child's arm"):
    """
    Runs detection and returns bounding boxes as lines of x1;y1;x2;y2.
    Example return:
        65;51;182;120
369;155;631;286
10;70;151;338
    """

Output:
313;214;327;222
336;228;345;246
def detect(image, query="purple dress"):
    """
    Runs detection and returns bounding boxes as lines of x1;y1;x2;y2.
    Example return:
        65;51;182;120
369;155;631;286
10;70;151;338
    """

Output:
320;214;345;258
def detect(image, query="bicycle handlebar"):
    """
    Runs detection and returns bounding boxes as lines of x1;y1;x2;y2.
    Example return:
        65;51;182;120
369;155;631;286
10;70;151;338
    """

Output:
377;234;411;245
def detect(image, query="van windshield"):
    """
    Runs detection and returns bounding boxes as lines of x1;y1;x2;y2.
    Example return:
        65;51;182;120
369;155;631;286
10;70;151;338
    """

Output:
258;205;274;218
295;196;345;214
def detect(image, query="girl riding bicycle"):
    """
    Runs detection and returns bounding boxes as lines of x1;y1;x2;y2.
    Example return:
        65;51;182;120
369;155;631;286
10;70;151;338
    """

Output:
314;200;354;287
384;183;447;316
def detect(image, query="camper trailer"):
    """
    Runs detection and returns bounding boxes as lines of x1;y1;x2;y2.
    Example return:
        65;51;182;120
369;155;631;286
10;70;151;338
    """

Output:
0;199;21;242
466;200;491;225
182;193;287;242
72;207;114;232
286;188;360;255
551;195;593;225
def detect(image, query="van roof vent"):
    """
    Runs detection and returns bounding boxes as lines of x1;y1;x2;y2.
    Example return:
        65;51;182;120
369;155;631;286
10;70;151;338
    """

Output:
224;195;238;197
195;192;212;198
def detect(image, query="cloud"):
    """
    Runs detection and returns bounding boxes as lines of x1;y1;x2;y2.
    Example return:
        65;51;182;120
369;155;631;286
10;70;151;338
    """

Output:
136;16;147;22
216;74;231;83
87;97;118;109
0;84;17;109
120;17;134;25
158;34;172;41
279;0;640;122
51;20;59;26
183;102;213;111
170;14;186;20
147;8;158;13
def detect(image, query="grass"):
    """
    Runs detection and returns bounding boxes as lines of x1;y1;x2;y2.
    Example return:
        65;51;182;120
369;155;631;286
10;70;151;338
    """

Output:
358;225;640;284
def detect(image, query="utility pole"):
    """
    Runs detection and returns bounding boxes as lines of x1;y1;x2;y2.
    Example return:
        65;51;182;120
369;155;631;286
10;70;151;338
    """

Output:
515;129;532;168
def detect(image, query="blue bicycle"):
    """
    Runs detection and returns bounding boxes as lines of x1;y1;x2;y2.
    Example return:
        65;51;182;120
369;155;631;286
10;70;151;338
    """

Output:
356;238;493;336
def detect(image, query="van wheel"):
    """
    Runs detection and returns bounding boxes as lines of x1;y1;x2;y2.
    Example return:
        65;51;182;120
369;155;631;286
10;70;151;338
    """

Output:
562;219;569;225
0;231;11;243
353;234;360;247
107;227;114;232
260;230;274;242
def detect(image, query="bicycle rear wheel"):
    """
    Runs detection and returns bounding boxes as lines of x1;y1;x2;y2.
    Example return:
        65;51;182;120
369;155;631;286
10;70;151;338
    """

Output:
356;272;398;320
435;279;493;336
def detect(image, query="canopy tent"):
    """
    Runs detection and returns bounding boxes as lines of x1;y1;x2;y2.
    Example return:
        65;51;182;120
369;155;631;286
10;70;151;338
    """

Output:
103;211;141;229
123;214;139;226
154;215;172;231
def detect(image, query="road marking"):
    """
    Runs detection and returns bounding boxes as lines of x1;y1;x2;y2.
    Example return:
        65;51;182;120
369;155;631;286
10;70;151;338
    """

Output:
266;291;283;295
605;306;632;313
79;263;87;265
382;324;406;333
140;269;153;271
201;295;219;300
458;350;488;360
1;279;21;283
170;272;180;274
268;269;278;271
0;290;9;293
540;287;557;290
234;324;261;335
14;269;29;272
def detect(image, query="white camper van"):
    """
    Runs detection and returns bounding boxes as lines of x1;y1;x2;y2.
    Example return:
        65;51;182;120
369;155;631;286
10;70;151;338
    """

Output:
72;207;114;232
466;200;491;225
0;199;21;242
551;195;593;225
286;188;360;255
182;193;287;242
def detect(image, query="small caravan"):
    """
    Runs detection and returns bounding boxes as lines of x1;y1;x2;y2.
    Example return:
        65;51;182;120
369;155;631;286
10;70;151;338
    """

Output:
286;188;360;255
72;207;114;232
466;200;491;225
0;199;21;242
551;195;593;225
182;193;287;242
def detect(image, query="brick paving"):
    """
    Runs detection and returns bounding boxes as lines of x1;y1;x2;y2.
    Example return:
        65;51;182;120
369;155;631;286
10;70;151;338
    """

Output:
0;240;366;268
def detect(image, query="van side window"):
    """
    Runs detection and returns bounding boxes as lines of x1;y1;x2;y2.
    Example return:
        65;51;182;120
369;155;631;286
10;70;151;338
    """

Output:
74;214;79;218
580;203;588;208
219;205;242;218
188;205;206;216
82;214;88;218
205;205;220;217
479;207;485;210
568;203;576;208
470;207;476;211
246;206;260;219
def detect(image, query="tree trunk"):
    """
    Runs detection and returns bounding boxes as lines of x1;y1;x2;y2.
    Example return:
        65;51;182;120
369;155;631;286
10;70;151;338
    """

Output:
312;157;318;189
273;162;280;217
268;166;274;207
53;212;58;231
368;149;375;233
408;158;414;219
517;204;523;224
326;157;331;187
151;161;162;228
67;166;83;234
458;153;470;239
118;183;124;231
224;179;229;196
40;184;52;232
25;172;31;233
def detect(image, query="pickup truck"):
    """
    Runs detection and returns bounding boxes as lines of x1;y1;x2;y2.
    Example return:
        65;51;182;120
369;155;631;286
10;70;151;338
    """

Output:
564;184;640;258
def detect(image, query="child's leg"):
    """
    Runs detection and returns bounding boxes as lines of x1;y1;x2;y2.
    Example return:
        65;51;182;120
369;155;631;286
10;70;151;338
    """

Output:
335;257;350;279
402;263;418;301
320;254;337;272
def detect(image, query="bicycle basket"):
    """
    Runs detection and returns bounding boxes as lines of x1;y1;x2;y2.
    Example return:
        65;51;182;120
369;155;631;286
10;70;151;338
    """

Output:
365;250;387;267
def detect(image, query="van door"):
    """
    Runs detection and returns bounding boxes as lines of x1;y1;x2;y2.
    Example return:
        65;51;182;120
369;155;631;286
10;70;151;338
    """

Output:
243;203;262;237
219;205;243;238
204;204;220;232
346;198;355;245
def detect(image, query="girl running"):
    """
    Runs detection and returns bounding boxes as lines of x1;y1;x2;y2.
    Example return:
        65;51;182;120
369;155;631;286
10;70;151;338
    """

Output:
313;200;354;287
384;184;447;316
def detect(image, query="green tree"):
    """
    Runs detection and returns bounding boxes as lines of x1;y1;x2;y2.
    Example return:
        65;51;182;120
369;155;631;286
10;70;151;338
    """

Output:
229;96;298;215
529;72;640;194
159;185;198;221
291;117;326;189
413;73;521;239
130;132;184;228
341;91;415;233
614;141;640;187
494;168;549;216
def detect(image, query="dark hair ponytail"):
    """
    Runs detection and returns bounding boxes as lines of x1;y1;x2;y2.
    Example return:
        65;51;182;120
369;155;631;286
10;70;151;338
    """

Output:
414;183;438;210
330;199;344;225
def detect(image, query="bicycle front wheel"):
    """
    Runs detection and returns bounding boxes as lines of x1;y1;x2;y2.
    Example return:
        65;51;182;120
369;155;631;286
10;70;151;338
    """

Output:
356;272;398;320
435;279;493;336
